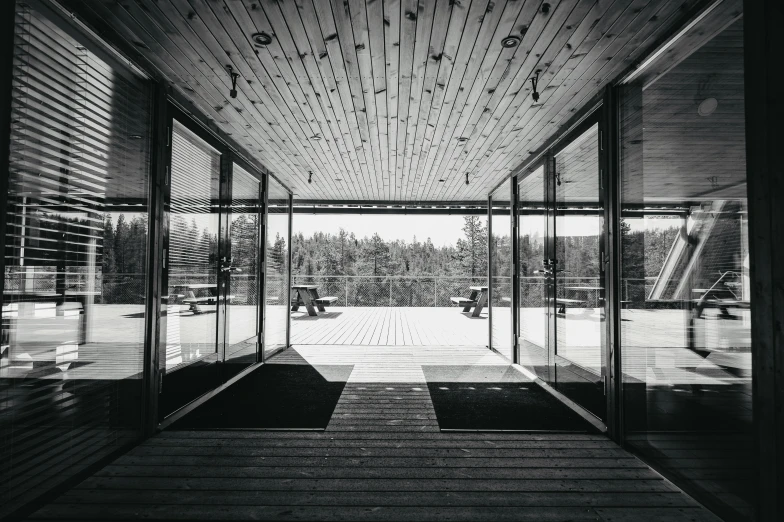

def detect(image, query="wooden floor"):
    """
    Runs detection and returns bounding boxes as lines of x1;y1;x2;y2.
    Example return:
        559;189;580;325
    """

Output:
28;345;719;521
289;306;488;346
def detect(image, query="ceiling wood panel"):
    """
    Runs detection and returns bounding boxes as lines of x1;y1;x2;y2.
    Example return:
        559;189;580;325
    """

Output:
67;0;732;201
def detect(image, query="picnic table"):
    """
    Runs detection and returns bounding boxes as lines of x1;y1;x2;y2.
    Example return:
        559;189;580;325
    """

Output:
450;286;488;318
291;285;338;317
561;285;602;314
180;284;233;314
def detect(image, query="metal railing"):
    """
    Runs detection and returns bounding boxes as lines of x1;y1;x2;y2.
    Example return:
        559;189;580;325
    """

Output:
290;275;487;307
3;270;656;309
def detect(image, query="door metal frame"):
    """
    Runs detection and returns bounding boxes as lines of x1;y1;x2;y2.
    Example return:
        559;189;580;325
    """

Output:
156;102;268;422
514;105;610;425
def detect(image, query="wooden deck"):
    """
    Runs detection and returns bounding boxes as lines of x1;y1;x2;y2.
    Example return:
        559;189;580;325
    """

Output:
289;306;488;347
29;345;719;521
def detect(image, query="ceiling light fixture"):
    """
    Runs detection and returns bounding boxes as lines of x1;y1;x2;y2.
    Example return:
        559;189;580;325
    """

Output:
308;171;313;184
529;70;541;102
252;32;273;47
310;134;322;141
128;134;143;139
465;173;470;186
698;97;718;116
501;35;521;48
227;65;239;99
438;179;445;183
457;136;468;143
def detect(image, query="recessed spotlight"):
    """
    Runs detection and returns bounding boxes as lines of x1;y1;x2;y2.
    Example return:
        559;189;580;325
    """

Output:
501;35;521;48
438;179;445;182
698;97;718;116
334;178;342;182
309;134;322;141
128;134;143;139
456;137;468;142
252;32;272;47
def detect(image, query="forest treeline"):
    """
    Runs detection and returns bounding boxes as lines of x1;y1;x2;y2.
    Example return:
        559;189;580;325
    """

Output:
99;213;678;287
288;216;488;277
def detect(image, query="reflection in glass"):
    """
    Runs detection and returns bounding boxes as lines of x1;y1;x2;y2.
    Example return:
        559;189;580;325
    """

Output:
165;122;220;371
553;124;605;418
264;178;290;356
0;5;151;516
490;184;512;360
517;166;548;379
225;165;261;368
619;16;752;520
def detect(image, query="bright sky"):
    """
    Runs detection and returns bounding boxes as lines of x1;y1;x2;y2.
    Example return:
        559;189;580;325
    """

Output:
293;214;475;247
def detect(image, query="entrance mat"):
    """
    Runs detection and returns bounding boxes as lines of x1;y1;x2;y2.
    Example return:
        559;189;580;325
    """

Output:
170;363;353;430
423;365;597;432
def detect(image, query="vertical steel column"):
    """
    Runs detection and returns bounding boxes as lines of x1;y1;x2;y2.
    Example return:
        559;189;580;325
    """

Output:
487;195;493;352
259;174;269;361
602;86;622;442
285;193;293;349
543;151;557;383
510;178;519;364
743;0;784;518
141;86;170;434
216;151;233;368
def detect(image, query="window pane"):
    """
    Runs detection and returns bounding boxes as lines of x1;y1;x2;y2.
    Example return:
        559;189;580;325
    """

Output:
226;164;261;367
1;5;151;516
264;178;289;356
619;16;752;520
165;122;220;371
490;183;512;360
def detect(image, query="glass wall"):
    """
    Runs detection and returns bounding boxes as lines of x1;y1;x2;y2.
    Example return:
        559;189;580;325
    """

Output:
224;164;262;371
619;14;752;521
165;121;220;371
264;177;290;357
490;183;512;360
552;123;605;419
517;165;549;380
0;3;152;516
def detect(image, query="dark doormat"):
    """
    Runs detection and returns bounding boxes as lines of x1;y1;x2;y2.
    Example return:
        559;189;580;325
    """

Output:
422;365;598;432
169;363;353;430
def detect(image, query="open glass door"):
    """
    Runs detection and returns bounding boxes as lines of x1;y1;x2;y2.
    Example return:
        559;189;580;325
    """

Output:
517;165;551;381
222;163;263;379
517;121;607;422
551;122;606;419
159;120;223;418
159;120;264;419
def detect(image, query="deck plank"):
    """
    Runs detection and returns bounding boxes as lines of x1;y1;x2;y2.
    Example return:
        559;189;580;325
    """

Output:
29;347;718;521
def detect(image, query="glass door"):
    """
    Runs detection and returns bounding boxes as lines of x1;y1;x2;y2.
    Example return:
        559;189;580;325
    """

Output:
159;119;264;419
517;165;551;381
551;122;606;419
159;120;223;418
222;163;263;378
516;121;607;422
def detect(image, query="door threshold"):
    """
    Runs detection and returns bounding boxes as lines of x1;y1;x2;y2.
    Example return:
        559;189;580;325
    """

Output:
512;364;608;434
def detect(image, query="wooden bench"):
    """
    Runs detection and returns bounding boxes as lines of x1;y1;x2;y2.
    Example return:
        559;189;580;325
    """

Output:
555;298;585;314
450;297;477;306
314;296;338;307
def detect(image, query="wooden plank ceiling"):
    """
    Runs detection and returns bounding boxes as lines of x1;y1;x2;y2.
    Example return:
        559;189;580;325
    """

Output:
69;0;704;202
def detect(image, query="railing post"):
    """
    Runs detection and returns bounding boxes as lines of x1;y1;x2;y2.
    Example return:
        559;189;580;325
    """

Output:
345;277;348;307
434;277;438;307
389;278;392;307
